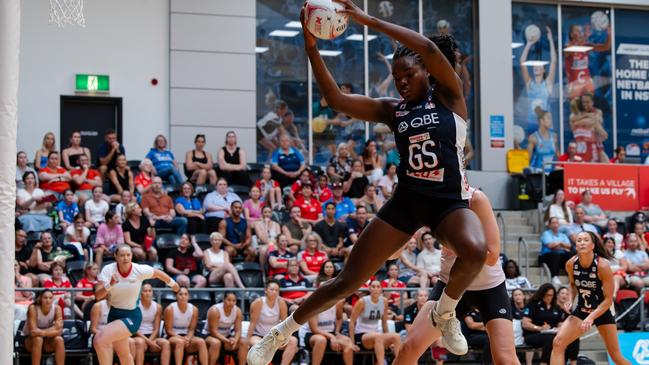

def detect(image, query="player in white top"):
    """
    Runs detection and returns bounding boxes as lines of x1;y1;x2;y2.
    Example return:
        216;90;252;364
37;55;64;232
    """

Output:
305;277;354;365
164;286;208;365
243;280;298;365
204;291;245;365
94;245;179;365
392;189;520;364
133;283;171;365
23;289;65;365
349;280;401;365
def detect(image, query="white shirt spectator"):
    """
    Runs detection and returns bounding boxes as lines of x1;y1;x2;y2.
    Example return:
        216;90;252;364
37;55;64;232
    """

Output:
377;174;398;200
203;191;241;219
416;247;441;274
16;188;47;214
85;199;109;225
548;204;573;225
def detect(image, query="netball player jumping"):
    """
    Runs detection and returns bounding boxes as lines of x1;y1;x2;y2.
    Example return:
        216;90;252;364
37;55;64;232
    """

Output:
550;232;630;365
247;1;487;363
391;188;520;365
93;245;180;365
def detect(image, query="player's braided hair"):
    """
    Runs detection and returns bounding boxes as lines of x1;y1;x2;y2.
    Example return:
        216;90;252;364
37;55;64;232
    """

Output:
392;34;459;85
392;34;458;67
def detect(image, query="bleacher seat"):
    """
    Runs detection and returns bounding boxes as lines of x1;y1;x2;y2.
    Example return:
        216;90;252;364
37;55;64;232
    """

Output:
26;231;41;245
66;260;87;287
230;184;250;201
160;291;177;309
194;184;215;194
190;291;212;319
234;262;264;288
156;233;180;255
194;233;211;251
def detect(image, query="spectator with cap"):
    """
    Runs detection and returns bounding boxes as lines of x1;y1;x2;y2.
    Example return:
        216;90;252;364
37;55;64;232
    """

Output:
322;180;356;222
141;176;188;235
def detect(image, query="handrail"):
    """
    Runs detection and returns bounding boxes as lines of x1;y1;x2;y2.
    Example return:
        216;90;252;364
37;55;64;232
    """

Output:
517;236;529;279
496;212;507;258
642;287;647;331
539;262;551;286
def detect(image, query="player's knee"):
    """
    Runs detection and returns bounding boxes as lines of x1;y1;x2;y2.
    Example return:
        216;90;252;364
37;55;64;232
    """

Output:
552;335;568;350
460;234;487;264
288;336;298;349
313;336;326;348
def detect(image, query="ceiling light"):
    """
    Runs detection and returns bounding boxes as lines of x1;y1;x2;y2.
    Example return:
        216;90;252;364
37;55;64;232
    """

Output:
269;29;300;37
345;34;377;41
522;60;549;66
255;47;269;53
285;21;302;28
563;45;593;53
319;50;342;57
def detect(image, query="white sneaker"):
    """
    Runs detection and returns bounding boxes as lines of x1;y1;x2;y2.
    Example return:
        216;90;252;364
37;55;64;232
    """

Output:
247;327;288;365
552;276;562;287
430;308;468;355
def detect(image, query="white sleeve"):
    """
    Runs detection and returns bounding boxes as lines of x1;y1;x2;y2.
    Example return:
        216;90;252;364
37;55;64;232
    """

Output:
97;265;114;287
136;264;155;281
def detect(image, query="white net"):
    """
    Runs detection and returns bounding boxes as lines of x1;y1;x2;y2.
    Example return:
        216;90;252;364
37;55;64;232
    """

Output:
49;0;86;27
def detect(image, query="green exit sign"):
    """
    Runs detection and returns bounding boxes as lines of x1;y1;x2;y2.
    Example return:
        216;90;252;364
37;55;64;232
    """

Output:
76;74;109;93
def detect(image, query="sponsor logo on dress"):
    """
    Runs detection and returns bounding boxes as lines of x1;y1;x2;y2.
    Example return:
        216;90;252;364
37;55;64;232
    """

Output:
407;168;444;182
399;103;407;110
589;273;597;278
499;308;507;314
396;110;410;117
409;132;430;143
398;122;408;133
409;112;440;128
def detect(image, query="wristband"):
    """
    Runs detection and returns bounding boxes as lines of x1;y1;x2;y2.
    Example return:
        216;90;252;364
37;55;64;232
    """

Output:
166;279;176;287
104;283;112;292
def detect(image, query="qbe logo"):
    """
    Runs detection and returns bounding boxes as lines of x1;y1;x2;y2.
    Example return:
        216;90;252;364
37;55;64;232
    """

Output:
633;339;649;364
398;122;408;133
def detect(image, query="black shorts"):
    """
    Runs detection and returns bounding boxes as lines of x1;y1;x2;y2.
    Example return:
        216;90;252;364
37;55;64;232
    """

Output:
377;185;469;234
354;333;373;350
571;308;615;326
304;332;335;351
430;281;512;323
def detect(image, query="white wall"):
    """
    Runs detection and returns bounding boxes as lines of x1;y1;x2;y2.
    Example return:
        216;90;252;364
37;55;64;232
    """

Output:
18;0;169;160
169;0;256;162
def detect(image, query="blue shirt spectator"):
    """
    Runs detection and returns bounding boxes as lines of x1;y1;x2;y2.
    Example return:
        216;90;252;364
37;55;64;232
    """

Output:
271;134;307;188
146;135;185;184
203;184;242;220
323;181;356;221
271;146;305;173
175;196;202;211
56;191;79;227
540;227;571;255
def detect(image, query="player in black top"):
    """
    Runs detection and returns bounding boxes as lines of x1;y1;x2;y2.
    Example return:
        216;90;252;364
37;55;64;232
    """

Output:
247;1;487;363
550;231;630;365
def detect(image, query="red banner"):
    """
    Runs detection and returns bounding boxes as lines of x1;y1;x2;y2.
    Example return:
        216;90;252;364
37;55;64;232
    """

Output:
640;166;649;211
564;163;640;211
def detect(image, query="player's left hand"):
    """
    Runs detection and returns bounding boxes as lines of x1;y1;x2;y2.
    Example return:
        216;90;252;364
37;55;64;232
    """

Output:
580;318;593;332
333;0;370;25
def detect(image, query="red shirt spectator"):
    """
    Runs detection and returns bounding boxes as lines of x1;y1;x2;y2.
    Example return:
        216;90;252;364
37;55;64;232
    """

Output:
75;277;97;297
71;167;101;191
39;166;71;193
293;195;322;222
381;278;406;305
301;248;327;274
